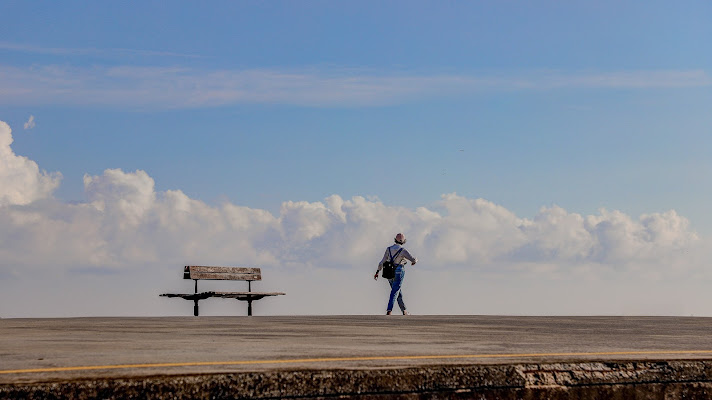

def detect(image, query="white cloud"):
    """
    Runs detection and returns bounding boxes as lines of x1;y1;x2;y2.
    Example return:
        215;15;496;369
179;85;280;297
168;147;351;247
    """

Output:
1;64;709;109
23;115;35;130
84;169;156;227
0;119;708;317
0;170;701;276
0;121;61;206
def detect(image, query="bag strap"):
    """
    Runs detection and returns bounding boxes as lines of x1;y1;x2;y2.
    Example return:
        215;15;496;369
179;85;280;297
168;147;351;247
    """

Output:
389;248;403;264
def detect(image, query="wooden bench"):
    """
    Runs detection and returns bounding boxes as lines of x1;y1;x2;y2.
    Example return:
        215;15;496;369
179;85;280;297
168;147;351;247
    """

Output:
160;266;285;316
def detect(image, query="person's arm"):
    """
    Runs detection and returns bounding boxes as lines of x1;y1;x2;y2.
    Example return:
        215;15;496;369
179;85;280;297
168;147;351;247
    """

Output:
402;248;417;265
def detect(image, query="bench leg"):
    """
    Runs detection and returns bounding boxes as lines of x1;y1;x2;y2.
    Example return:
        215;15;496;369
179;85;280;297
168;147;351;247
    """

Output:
194;300;199;316
247;300;253;317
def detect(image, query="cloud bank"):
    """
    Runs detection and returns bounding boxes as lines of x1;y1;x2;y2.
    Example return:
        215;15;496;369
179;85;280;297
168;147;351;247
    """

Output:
0;121;707;316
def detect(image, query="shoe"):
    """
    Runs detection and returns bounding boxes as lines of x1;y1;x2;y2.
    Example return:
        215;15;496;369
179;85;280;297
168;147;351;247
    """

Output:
402;311;410;315
386;311;392;315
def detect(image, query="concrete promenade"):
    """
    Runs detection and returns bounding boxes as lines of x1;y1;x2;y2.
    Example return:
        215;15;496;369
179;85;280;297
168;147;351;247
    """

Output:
2;315;712;398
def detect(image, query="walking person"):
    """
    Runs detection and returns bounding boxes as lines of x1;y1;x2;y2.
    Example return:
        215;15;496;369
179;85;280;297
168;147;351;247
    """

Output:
374;233;418;315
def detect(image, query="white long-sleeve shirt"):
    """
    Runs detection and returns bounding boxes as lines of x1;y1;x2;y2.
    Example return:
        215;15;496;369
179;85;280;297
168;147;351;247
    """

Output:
377;244;417;272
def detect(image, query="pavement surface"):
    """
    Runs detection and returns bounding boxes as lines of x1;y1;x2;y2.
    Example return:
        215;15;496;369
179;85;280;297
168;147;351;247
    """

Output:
2;315;712;386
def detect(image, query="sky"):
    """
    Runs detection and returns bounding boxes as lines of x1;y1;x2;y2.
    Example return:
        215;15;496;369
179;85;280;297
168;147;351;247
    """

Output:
1;1;711;317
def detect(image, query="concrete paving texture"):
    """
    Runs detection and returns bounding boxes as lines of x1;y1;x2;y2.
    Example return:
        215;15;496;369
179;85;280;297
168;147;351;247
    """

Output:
2;315;712;398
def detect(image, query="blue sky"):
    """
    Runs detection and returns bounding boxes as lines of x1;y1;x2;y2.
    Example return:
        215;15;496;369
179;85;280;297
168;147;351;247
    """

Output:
1;2;711;316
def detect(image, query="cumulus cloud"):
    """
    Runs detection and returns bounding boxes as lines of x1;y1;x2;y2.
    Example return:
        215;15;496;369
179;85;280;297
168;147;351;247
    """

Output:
0;119;707;316
0;167;700;276
84;169;156;226
23;115;35;130
0;121;61;206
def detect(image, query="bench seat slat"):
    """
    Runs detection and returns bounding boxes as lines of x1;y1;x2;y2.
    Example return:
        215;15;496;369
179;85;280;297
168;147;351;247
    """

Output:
161;292;284;297
159;292;215;300
211;291;285;302
212;291;285;296
188;272;261;281
160;291;285;302
185;266;262;281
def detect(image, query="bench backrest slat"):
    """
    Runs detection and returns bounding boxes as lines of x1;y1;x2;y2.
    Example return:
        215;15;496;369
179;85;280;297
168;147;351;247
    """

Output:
183;266;262;281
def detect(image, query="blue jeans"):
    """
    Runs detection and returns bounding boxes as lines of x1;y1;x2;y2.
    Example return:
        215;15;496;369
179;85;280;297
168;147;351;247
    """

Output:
387;265;406;312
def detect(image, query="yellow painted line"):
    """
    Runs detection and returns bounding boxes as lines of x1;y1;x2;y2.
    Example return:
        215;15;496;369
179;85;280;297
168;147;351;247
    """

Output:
3;350;712;375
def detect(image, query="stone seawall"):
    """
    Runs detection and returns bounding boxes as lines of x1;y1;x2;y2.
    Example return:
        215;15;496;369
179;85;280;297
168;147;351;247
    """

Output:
3;360;712;399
